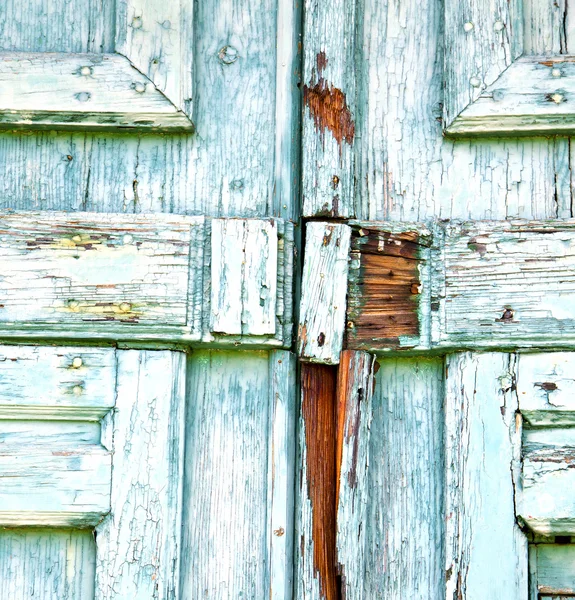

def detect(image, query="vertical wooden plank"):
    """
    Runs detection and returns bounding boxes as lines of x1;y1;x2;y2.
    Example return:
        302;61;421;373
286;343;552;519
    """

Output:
301;0;357;217
298;222;351;364
211;219;278;336
180;350;270;598
96;350;186;600
0;529;96;600
116;0;193;114
274;0;302;221
445;352;527;600
444;0;523;128
335;350;377;600
267;351;297;600
524;0;567;54
297;363;338;600
364;357;444;599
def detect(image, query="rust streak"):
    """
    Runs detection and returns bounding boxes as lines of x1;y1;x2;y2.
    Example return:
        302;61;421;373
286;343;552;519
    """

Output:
301;363;339;600
304;52;355;150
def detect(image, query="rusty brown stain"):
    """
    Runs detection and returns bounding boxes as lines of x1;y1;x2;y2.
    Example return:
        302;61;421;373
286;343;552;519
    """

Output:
346;228;428;350
535;381;558;392
304;52;355;150
301;363;339;600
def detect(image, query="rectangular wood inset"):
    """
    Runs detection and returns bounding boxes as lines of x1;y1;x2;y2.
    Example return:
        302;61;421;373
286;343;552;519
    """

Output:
346;225;431;350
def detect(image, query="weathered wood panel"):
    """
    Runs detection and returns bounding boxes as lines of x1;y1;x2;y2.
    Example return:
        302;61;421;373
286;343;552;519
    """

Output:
0;211;292;347
0;446;110;527
444;0;523;129
297;363;338;600
0;346;116;420
96;350;186;599
0;53;194;132
521;428;575;535
364;357;444;599
0;0;114;53
211;219;277;336
267;351;297;600
180;351;271;599
116;0;193;115
445;353;527;600
301;0;357;217
530;543;575;597
446;57;575;136
298;222;351;364
0;529;96;600
335;350;377;600
517;353;575;426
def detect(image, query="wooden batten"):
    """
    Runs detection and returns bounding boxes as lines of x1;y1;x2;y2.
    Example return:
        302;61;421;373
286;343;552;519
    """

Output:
0;211;293;348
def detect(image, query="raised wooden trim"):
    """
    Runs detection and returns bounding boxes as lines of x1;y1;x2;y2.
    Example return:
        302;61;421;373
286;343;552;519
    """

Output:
446;57;575;136
0;211;293;348
0;52;193;132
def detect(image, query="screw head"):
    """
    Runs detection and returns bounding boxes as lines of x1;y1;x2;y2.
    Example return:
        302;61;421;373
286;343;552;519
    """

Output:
551;93;565;104
133;82;146;94
119;302;132;313
72;357;83;368
122;234;134;245
75;92;91;103
132;16;143;29
552;68;562;78
68;300;80;309
72;385;83;395
80;66;92;76
218;45;239;65
494;20;505;31
463;21;474;32
470;76;482;88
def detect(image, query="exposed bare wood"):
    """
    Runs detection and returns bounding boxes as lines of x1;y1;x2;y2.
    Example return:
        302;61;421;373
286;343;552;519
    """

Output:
0;52;194;132
298;222;351;364
346;223;432;351
297;363;339;600
335;350;377;600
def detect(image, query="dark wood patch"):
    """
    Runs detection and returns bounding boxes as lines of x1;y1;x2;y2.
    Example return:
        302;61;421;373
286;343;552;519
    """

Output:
301;363;339;600
346;227;429;350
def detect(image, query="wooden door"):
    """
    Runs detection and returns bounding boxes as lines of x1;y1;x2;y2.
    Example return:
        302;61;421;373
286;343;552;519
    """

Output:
0;0;300;597
296;0;575;599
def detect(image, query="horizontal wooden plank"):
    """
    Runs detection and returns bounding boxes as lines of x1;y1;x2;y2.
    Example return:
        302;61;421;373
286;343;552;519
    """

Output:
0;52;194;132
0;346;116;420
0;211;293;348
338;220;575;356
0;445;111;526
446;57;575;136
520;428;575;535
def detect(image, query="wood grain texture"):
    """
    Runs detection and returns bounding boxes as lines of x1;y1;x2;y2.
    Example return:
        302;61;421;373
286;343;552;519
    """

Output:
116;0;193;115
364;357;444;599
346;222;432;351
0;0;114;53
446;57;575;136
0;346;116;420
180;350;271;599
517;353;575;426
298;222;351;364
0;211;292;347
96;350;186;599
0;53;194;132
0;529;96;600
267;351;297;600
443;0;523;129
445;352;527;600
297;363;338;600
335;350;377;600
301;0;357;217
211;219;277;336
